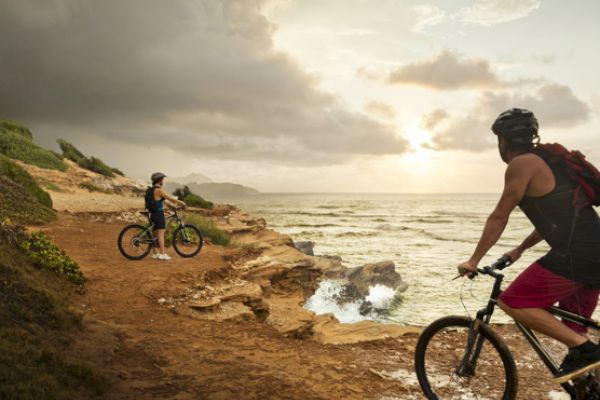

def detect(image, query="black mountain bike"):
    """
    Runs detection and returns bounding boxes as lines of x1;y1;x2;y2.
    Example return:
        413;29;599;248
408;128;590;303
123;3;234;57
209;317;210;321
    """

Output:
117;207;203;260
414;257;600;400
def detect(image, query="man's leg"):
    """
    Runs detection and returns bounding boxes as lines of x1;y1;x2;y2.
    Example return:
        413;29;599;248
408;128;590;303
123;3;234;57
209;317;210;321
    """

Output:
499;262;600;382
497;300;586;347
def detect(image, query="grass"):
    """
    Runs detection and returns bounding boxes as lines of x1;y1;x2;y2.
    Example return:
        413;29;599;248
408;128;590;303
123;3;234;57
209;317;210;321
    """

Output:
0;176;55;225
185;213;230;246
0;120;67;171
79;182;110;194
57;139;85;164
0;118;33;140
165;213;230;247
0;226;104;399
58;139;118;178
173;186;213;209
41;180;62;192
111;167;124;176
0;155;53;208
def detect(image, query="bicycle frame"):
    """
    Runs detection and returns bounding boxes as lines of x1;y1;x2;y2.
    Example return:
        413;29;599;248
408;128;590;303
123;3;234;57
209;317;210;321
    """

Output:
137;208;188;245
467;266;600;398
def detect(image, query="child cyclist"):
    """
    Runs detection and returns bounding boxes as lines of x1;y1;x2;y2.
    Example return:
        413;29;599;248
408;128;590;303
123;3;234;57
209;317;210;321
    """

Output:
145;172;186;260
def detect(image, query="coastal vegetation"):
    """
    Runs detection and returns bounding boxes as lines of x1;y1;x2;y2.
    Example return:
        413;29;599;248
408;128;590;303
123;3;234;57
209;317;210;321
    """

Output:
0;118;67;171
173;185;214;209
165;213;230;247
0;225;102;399
78;181;111;194
57;139;122;178
0;119;102;399
0;154;53;208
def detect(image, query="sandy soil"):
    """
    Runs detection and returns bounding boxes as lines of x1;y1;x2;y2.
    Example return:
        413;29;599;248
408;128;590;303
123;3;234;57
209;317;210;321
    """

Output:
40;214;574;400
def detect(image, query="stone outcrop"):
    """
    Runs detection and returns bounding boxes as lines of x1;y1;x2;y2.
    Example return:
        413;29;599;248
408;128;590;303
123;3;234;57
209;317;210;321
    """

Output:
154;206;414;344
345;261;408;297
294;241;315;256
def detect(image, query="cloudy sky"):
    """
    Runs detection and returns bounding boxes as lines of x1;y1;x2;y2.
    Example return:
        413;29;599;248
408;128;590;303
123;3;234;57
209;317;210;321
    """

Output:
1;0;599;192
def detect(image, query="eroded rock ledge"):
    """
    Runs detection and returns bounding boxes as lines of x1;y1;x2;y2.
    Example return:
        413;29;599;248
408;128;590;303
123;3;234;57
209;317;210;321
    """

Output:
155;206;419;344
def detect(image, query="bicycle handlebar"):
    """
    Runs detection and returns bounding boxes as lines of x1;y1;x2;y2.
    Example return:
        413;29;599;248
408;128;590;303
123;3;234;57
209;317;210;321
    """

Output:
475;256;513;278
453;256;513;280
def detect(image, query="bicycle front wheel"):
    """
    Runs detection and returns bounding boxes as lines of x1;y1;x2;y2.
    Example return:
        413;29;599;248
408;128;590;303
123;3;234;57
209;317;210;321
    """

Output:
415;316;518;400
117;224;153;260
172;224;203;258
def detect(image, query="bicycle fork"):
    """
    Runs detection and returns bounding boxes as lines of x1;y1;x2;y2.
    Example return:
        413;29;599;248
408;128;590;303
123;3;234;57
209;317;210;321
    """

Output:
456;314;488;377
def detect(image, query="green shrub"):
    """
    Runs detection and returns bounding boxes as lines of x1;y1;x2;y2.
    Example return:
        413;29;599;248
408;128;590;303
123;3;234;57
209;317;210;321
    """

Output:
0;130;67;171
0;118;32;140
0;176;55;225
77;156;115;177
57;139;85;163
111;167;125;176
78;182;110;194
0;155;53;208
0;228;105;399
57;139;121;178
20;232;86;285
185;214;229;246
173;186;213;209
164;213;229;247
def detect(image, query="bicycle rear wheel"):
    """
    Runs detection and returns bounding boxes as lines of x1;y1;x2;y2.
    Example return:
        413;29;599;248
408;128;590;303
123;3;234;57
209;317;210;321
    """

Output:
172;224;203;258
415;316;518;400
117;224;153;260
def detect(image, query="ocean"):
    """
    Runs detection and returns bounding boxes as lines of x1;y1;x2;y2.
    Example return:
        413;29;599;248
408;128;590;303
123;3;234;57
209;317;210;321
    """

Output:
231;193;550;327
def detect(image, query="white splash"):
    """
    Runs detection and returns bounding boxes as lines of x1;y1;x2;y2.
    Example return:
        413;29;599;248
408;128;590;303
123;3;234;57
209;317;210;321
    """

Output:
365;284;397;309
304;280;398;323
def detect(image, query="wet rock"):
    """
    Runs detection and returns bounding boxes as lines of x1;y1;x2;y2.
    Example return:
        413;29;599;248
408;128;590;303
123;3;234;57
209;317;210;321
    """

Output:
294;241;315;256
344;261;407;297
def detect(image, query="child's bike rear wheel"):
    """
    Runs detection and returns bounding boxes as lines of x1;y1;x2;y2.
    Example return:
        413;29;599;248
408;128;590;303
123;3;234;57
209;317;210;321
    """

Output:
172;224;203;258
414;316;518;400
118;224;153;260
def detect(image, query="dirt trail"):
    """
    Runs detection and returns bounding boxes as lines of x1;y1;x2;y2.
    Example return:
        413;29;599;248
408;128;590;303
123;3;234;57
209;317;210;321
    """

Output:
44;214;568;400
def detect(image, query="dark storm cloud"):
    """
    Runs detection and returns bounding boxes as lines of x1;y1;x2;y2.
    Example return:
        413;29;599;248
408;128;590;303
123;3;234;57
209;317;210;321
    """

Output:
0;0;407;163
423;83;591;151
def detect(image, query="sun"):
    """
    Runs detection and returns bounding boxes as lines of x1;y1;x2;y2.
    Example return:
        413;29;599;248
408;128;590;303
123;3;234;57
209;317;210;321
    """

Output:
404;123;434;163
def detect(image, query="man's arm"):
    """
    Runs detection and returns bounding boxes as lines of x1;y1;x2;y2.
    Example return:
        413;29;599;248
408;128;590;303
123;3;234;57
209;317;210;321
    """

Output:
504;229;544;262
458;157;534;275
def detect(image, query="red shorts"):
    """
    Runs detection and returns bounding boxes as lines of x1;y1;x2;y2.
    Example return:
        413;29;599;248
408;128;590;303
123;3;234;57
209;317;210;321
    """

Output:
499;262;600;334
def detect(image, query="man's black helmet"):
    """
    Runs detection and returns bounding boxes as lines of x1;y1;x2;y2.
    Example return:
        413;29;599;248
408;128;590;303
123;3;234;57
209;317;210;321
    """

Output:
151;172;166;184
491;108;539;140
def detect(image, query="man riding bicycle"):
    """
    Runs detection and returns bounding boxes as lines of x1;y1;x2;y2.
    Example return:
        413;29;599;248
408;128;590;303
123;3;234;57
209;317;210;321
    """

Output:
457;108;600;383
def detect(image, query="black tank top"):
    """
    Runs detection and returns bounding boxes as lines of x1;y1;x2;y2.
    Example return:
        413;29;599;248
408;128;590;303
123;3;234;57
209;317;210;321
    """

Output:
519;155;600;287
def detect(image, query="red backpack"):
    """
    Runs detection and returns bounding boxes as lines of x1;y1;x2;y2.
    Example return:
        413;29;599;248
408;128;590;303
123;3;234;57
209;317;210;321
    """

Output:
533;143;600;208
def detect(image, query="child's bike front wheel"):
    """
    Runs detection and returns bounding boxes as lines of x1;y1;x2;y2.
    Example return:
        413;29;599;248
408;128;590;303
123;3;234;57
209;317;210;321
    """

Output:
172;224;203;258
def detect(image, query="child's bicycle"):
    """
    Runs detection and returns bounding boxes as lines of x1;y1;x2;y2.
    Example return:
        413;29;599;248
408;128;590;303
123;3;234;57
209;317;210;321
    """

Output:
414;257;600;400
117;207;203;260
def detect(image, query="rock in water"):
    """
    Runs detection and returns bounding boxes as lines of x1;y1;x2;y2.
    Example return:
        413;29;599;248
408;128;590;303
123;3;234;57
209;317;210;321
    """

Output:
337;261;408;312
294;241;315;256
345;261;407;296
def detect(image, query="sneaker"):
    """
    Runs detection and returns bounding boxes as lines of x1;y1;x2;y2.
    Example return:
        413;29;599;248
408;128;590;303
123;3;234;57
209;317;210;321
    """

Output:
159;253;172;260
151;253;161;259
554;344;600;383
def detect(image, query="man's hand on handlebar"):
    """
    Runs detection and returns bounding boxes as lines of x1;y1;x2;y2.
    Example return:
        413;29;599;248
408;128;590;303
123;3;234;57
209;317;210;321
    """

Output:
457;259;478;279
